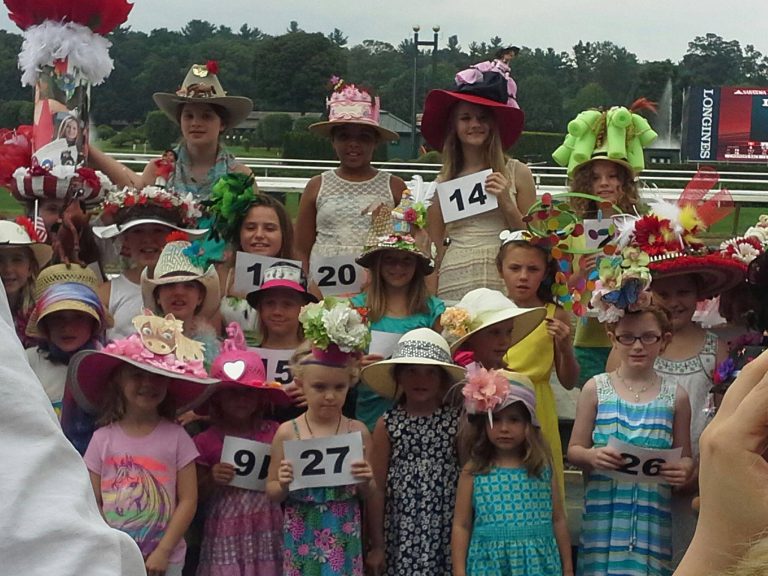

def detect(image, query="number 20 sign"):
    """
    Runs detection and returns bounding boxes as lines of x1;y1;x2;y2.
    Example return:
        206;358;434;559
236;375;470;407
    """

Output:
283;431;364;490
437;169;497;223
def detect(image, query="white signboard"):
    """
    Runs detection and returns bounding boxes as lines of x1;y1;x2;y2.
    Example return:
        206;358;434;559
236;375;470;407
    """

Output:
283;431;364;490
437;169;496;223
602;437;683;484
369;330;401;358
309;254;365;297
220;436;272;491
583;218;615;251
234;252;303;294
251;347;295;385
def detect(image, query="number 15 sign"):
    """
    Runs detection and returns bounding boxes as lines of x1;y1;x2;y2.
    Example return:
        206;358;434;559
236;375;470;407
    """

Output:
283;431;364;490
437;169;496;223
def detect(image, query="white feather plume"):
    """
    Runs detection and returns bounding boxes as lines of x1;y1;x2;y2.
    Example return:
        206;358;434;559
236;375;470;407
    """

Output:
18;21;114;87
612;213;640;249
405;174;437;208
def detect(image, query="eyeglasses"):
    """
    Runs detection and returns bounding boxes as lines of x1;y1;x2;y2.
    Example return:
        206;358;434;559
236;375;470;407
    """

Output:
615;333;663;346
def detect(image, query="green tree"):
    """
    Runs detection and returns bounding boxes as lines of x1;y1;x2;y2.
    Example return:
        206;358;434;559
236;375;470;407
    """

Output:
328;28;348;48
182;20;216;43
144;110;180;150
258;113;294;150
565;82;610;118
518;75;563;132
680;34;745;86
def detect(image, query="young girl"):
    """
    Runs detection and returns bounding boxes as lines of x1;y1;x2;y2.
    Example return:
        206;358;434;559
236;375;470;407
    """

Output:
363;328;466;575
0;219;52;346
442;287;545;370
497;231;579;501
193;324;290;576
352;208;444;430
569;304;694;575
422;65;535;302
452;369;572;576
266;299;375;575
73;314;217;576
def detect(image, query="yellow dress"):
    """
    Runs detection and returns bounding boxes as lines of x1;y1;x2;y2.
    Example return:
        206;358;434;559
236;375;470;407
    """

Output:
503;303;565;502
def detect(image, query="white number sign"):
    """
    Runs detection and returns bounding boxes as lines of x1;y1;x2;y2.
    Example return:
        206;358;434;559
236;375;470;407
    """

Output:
602;437;682;484
220;436;272;491
583;218;615;251
309;254;365;297
234;252;303;294
437;169;496;223
283;432;364;490
251;347;295;384
368;330;402;358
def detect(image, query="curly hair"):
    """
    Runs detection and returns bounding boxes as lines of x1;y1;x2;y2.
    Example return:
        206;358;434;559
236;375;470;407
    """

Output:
495;240;557;304
569;159;640;217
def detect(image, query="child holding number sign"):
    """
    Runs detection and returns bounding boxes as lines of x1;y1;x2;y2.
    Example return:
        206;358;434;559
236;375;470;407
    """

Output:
568;258;693;576
193;323;290;576
267;298;375;576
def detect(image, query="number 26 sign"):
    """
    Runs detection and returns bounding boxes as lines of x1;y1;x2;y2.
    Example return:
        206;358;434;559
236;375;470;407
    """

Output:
283;431;364;490
603;437;682;484
437;169;497;223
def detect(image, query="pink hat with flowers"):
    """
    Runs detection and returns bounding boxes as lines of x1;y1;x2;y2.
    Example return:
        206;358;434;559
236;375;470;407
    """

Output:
462;365;538;427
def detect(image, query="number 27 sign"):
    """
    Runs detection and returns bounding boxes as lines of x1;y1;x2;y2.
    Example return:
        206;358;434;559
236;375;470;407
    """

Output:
283;431;364;490
437;169;497;223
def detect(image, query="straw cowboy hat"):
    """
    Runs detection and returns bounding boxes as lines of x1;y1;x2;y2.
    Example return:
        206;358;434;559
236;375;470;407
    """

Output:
141;241;220;318
153;62;253;128
441;288;546;352
360;328;466;400
0;219;52;269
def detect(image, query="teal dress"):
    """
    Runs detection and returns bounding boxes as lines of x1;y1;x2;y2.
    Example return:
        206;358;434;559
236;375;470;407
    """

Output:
350;294;445;430
467;467;561;575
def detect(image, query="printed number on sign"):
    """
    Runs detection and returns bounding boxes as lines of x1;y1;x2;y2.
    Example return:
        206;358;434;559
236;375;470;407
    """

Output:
448;182;488;212
317;264;357;287
617;454;665;476
233;449;270;480
300;446;351;476
247;262;263;286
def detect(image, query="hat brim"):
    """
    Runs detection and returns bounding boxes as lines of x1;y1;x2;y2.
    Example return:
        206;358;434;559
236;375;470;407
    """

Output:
152;93;253;128
68;349;218;414
193;380;292;415
355;247;434;276
141;265;221;319
449;306;547;353
421;89;524;150
572;155;636;178
246;281;318;308
26;300;113;338
308;120;399;142
360;358;466;400
92;219;208;239
649;255;746;300
0;242;53;269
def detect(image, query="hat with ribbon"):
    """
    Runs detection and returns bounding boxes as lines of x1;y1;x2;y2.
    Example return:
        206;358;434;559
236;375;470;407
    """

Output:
421;64;524;150
462;365;538;427
246;261;317;308
360;328;466;400
153;61;253;128
0;218;52;268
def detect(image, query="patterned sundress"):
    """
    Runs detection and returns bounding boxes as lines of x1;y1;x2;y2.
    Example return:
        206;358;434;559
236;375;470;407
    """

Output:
383;405;459;576
467;466;561;575
282;419;363;576
578;373;676;576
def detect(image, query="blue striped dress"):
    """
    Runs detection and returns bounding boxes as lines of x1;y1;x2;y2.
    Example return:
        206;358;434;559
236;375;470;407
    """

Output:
577;373;675;576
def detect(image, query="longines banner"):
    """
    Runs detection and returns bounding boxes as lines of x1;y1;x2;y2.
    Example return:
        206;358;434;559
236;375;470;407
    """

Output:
685;86;768;162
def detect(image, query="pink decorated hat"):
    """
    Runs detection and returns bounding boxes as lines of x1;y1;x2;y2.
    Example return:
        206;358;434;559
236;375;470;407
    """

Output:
462;366;539;427
309;77;399;141
246;261;317;308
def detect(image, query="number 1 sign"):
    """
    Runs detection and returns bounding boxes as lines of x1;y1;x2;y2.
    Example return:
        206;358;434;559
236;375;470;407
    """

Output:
437;169;496;223
283;431;364;490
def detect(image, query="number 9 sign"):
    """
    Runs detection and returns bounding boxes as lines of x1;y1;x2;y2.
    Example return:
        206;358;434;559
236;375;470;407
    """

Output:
221;436;272;491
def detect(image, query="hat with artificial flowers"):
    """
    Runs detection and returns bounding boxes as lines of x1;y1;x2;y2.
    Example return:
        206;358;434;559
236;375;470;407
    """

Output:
356;205;433;275
718;214;768;268
462;365;538;427
153;61;253;128
309;76;398;141
0;218;53;268
360;328;466;400
140;235;221;319
298;297;371;367
441;288;546;353
589;247;652;323
68;311;217;414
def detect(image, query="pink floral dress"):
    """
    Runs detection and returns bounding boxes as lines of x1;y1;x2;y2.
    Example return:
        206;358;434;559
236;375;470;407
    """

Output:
282;419;363;576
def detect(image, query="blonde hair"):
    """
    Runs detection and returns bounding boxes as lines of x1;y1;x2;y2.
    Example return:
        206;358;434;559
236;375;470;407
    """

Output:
569;160;640;217
439;103;508;181
289;340;361;385
365;252;429;323
718;533;768;575
4;246;39;316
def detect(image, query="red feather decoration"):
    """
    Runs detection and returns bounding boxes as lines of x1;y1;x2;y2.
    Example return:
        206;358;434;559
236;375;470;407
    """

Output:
4;0;133;34
630;97;658;115
0;125;32;186
678;166;734;228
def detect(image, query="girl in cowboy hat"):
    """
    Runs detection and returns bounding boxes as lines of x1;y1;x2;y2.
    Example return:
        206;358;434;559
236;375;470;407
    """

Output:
422;65;536;302
294;78;406;274
90;62;254;200
453;369;572;576
73;315;217;576
363;328;465;576
193;324;290;576
0;218;53;346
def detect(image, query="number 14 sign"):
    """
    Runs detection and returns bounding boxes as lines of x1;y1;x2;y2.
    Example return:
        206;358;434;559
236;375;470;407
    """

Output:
437;169;497;223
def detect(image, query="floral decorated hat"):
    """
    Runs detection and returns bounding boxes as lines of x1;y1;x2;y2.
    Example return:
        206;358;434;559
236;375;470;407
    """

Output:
441;288;546;353
298;297;370;367
68;310;218;414
92;185;206;239
589;247;652;323
462;366;538;427
360;328;466;400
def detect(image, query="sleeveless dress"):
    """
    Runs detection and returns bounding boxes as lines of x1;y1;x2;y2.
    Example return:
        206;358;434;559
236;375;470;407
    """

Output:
311;170;394;262
107;273;143;340
194;422;282;576
438;159;521;303
503;303;565;502
467;466;561;575
169;144;238;201
282;419;363;576
578;373;676;576
383;405;459;576
653;331;717;566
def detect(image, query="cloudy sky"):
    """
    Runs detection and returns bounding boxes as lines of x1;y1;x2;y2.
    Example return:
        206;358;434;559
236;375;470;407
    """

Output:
1;0;766;63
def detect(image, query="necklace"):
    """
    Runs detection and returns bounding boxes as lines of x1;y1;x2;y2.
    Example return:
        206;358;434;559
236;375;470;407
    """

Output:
304;413;342;438
615;369;655;401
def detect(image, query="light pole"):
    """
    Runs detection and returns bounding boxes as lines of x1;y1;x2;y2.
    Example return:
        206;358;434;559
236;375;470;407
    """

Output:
410;24;439;159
